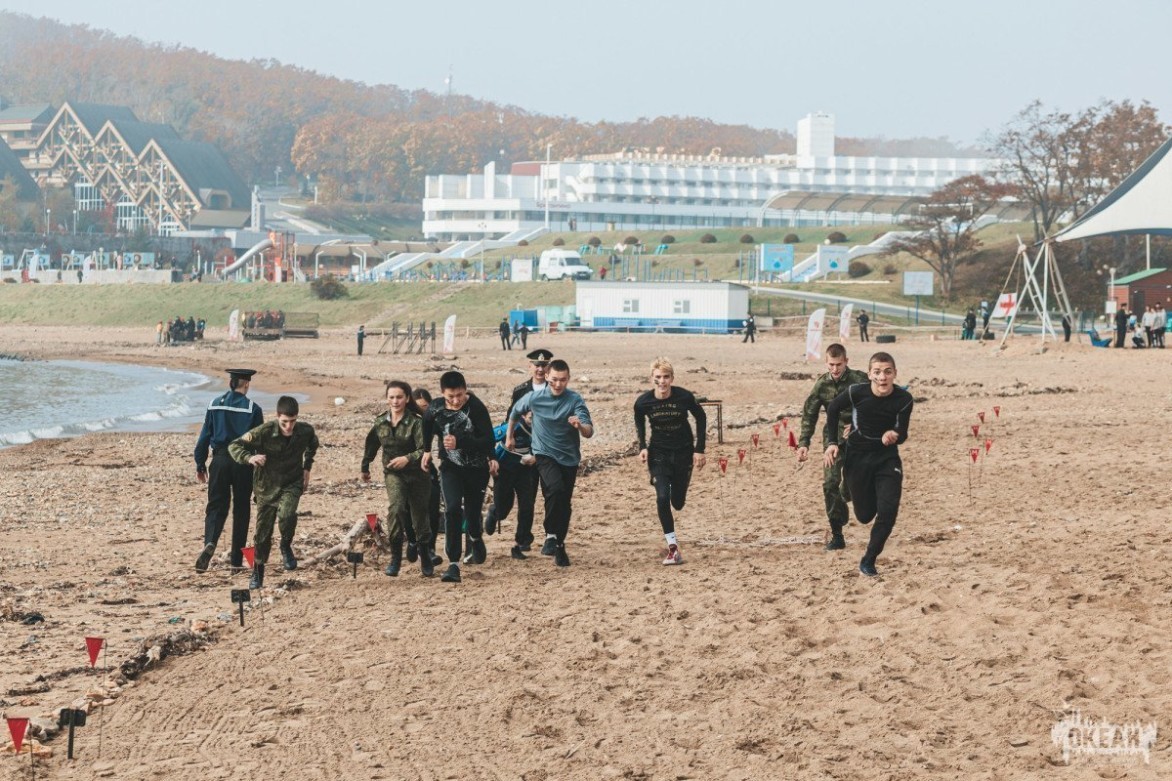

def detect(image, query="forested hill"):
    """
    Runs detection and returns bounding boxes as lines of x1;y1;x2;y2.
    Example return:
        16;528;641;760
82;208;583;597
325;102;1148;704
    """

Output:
0;12;981;203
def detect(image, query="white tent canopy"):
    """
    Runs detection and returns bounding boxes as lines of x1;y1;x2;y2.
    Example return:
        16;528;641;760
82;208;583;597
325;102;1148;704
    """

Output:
1053;135;1172;242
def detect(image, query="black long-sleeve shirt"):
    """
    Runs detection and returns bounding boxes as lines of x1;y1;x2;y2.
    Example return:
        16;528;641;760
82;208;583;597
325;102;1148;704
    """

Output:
422;393;494;469
825;383;913;453
633;386;706;454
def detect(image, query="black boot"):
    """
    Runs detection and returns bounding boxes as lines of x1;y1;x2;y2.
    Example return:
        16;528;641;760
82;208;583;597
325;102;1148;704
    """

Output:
385;537;403;577
248;563;265;589
429;544;443;567
405;541;419;563
195;543;216;573
825;525;846;551
419;539;435;577
280;541;297;571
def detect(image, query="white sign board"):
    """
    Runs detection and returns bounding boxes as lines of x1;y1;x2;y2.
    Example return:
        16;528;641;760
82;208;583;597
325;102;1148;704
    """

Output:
510;258;533;282
903;271;934;296
817;245;850;274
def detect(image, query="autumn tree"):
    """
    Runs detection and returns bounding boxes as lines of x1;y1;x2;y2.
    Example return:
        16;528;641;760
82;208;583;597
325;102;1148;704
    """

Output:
881;175;1010;300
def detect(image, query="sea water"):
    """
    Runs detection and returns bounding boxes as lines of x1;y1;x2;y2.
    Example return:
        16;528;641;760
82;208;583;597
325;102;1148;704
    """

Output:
0;359;287;449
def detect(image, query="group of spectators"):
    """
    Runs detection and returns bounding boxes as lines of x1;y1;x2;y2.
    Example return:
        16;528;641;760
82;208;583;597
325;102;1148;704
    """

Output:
158;316;205;345
1116;303;1168;348
245;311;286;329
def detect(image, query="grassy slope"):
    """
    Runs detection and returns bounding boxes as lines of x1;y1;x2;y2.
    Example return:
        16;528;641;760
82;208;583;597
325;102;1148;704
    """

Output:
0;224;1031;327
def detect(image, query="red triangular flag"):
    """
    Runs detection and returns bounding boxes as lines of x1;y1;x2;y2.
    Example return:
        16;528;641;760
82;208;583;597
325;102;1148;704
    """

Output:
718;456;728;474
84;636;104;667
772;422;782;438
977;411;985;423
787;431;798;449
971;424;980;438
969;447;979;463
781;418;789;429
241;546;255;568
365;513;378;532
984;437;993;454
737;448;746;464
993;405;1001;418
6;717;28;754
751;433;760;448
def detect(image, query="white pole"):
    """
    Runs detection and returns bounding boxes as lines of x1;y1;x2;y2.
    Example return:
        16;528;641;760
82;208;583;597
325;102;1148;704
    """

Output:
544;144;551;230
1146;233;1151;270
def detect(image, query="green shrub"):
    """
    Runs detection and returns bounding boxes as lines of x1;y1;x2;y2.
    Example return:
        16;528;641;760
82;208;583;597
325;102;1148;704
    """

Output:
310;274;348;300
692;258;703;267
783;233;799;244
552;237;565;246
587;236;602;247
883;262;898;275
827;231;847;243
739;233;755;244
699;233;717;244
661;235;676;244
623;235;640;245
517;239;529;247
847;260;871;278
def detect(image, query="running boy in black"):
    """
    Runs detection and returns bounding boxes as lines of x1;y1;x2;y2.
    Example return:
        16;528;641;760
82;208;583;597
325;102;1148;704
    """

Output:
823;352;913;577
421;370;495;583
634;357;706;565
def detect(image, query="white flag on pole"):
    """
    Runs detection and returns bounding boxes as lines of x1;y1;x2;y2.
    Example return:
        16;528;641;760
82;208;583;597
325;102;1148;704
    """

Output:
442;314;458;354
839;303;854;343
805;308;826;361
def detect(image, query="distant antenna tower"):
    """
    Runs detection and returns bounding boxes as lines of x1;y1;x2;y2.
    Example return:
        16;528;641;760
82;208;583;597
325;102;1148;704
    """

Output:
444;67;453;115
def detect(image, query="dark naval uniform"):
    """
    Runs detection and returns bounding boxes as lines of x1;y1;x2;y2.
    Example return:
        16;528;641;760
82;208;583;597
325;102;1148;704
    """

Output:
193;372;263;570
229;419;319;578
798;367;868;533
486;378;541;553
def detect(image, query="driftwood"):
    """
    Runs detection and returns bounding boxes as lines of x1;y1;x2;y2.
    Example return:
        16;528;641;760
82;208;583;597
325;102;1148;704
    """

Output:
300;517;388;568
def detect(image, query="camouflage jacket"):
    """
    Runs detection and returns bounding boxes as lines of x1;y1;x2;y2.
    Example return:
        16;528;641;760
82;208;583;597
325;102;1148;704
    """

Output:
361;412;426;477
229;420;319;496
798;368;869;448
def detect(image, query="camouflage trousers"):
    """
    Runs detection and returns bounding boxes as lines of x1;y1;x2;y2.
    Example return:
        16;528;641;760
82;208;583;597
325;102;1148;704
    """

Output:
822;459;851;530
253;486;302;564
384;471;432;547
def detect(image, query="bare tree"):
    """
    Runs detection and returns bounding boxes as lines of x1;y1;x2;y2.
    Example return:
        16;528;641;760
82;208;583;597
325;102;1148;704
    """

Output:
881;176;1010;300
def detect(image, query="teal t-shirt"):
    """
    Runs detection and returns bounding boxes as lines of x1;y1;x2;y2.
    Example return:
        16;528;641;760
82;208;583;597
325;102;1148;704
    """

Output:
510;386;592;467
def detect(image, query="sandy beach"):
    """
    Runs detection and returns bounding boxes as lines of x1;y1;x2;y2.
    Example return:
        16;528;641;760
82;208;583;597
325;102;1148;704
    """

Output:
0;324;1168;780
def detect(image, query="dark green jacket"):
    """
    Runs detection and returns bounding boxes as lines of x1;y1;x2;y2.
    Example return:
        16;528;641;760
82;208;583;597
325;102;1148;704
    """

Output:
798;368;869;448
361;412;426;476
229;420;319;497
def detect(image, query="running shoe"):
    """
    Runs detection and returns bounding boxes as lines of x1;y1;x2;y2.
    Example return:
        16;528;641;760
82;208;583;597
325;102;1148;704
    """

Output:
859;558;879;577
441;563;461;583
554;545;570;567
662;544;683;566
510;545;527;560
471;537;487;564
194;543;215;573
540;537;558;556
825;532;846;551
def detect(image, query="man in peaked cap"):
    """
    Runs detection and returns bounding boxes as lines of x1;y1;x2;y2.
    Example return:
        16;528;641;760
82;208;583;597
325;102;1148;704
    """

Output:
193;369;264;573
484;348;554;559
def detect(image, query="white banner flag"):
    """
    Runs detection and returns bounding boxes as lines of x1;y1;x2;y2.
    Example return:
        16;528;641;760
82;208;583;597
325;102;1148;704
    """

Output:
805;308;826;361
228;308;240;341
839;303;854;343
442;314;457;354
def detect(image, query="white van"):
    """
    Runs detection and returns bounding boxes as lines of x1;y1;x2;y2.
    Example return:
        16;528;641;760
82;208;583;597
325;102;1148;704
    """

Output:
537;249;593;281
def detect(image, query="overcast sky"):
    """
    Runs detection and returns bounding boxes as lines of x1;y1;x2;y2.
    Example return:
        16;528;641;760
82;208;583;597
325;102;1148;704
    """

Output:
2;0;1169;145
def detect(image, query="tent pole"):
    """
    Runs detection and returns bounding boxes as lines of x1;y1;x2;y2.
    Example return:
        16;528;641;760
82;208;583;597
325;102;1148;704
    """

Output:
1146;234;1151;270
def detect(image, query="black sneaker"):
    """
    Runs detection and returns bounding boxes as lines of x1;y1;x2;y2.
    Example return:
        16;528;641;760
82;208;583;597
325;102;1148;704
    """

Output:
518;543;531;552
440;563;461;583
405;542;419;563
825;532;846;551
472;537;487;564
194;543;215;573
510;545;527;560
484;507;498;536
540;537;558;556
554;545;570;568
248;565;265;590
859;558;879;577
430;551;444;566
420;553;434;578
280;543;298;571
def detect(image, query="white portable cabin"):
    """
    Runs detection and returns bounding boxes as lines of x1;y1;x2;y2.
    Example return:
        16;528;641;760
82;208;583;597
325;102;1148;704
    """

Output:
576;281;749;333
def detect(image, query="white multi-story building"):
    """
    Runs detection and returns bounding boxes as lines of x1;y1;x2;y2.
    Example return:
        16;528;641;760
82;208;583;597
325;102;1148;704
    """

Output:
423;113;998;241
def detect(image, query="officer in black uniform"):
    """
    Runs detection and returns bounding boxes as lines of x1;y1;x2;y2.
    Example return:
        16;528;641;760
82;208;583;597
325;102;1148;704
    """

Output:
485;348;552;559
193;369;264;572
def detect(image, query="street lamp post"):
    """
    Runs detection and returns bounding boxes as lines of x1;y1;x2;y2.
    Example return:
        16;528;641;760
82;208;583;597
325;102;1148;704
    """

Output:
478;221;488;280
45;207;51;239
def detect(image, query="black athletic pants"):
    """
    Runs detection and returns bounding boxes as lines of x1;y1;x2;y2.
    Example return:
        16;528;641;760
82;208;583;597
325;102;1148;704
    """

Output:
843;445;903;564
493;462;539;547
536;456;578;544
648;449;693;535
439;464;488;563
203;450;253;566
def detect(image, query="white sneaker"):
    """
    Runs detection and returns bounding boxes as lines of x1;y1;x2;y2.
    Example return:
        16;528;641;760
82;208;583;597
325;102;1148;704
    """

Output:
662;543;683;566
